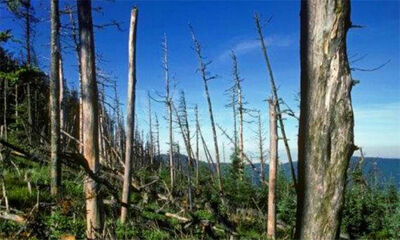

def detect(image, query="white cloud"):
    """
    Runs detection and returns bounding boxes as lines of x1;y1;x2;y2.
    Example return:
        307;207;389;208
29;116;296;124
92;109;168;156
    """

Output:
218;34;294;61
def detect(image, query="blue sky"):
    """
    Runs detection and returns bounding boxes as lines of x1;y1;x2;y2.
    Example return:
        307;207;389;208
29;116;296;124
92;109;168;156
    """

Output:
1;0;399;162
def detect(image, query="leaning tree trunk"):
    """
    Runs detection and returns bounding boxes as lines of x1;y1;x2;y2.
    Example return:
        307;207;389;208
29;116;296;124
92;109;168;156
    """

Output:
295;0;355;239
190;27;222;192
121;7;138;224
77;0;102;237
267;99;278;239
50;0;61;197
255;14;297;190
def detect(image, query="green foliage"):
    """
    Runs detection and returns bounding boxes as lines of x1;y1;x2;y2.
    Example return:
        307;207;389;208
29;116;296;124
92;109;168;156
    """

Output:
142;229;170;240
45;208;86;240
341;166;400;239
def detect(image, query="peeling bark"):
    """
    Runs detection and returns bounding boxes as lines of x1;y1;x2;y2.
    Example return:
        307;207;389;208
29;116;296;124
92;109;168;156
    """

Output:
295;0;355;239
77;0;102;237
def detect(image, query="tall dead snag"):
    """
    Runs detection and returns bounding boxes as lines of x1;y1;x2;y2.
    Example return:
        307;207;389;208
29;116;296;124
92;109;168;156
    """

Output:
257;111;265;183
3;79;7;140
77;0;102;237
154;114;160;163
254;14;297;190
162;35;175;189
194;105;199;186
175;91;194;210
59;56;65;133
190;26;222;192
148;91;154;165
231;51;245;179
267;99;278;239
295;0;355;239
121;7;138;224
50;0;61;197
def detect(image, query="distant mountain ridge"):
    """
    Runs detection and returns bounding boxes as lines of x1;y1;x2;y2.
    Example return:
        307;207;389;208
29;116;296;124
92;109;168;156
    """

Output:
159;154;400;189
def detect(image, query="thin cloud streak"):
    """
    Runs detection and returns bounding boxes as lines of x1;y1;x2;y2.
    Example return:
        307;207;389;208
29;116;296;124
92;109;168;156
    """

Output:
218;34;294;61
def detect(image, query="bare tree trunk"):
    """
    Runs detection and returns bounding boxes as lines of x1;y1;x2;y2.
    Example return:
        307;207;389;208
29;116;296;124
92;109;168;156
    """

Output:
155;114;160;164
120;7;138;224
50;0;61;197
59;56;65;132
232;51;244;179
14;85;18;120
174;92;194;210
257;112;265;183
67;5;84;154
267;99;277;239
195;105;199;186
77;0;102;237
148;92;154;165
190;26;222;193
24;0;32;144
254;14;297;190
3;79;7;140
163;35;175;189
295;0;355;239
231;91;238;148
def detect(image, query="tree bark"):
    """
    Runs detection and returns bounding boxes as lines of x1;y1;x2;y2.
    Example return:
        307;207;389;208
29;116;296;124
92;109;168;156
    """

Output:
295;0;355;239
267;99;278;239
77;0;102;237
120;7;138;224
50;0;61;197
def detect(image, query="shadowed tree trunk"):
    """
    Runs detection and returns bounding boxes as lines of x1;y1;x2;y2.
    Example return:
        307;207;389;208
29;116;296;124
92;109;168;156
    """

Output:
267;99;278;239
121;7;138;224
77;0;102;237
295;0;355;239
50;0;61;197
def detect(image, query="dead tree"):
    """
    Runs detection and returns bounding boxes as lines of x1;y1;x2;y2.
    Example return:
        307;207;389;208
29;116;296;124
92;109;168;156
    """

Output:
162;34;175;189
190;25;222;192
267;99;278;239
148;91;154;164
194;105;199;185
50;0;61;197
3;79;7;140
59;56;66;133
295;0;355;239
257;111;266;183
154;113;160;164
121;7;138;225
254;14;297;190
77;0;102;236
173;92;194;210
231;51;245;179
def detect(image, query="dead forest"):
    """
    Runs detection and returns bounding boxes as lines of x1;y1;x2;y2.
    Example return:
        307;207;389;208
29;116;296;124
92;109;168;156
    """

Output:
0;0;399;239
